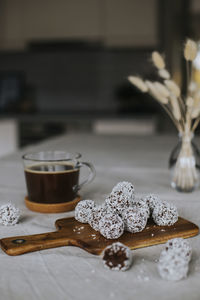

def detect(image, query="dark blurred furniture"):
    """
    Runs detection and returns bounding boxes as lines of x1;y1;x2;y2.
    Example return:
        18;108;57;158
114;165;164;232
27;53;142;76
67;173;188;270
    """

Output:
0;47;156;115
0;72;24;112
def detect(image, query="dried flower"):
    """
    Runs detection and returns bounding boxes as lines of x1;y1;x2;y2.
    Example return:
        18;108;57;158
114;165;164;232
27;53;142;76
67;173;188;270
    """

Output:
145;81;168;104
191;108;200;119
190;94;200;118
184;39;198;61
154;82;170;98
152;51;165;69
191;105;200;119
128;38;200;133
186;97;194;107
128;38;200;193
164;80;181;97
169;95;181;121
194;90;200;102
158;69;170;79
188;81;197;93
128;76;148;92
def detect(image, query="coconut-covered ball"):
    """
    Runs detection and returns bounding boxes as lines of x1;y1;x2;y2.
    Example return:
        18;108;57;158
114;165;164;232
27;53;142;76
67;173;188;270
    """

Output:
165;238;192;262
142;194;161;212
158;249;189;281
102;242;132;271
112;181;135;200
88;204;110;231
152;201;178;226
0;204;20;226
132;198;150;218
122;207;148;233
75;200;95;223
99;212;124;239
105;191;133;216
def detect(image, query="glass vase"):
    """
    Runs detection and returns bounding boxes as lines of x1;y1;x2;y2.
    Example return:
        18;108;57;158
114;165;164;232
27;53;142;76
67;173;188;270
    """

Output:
169;132;200;192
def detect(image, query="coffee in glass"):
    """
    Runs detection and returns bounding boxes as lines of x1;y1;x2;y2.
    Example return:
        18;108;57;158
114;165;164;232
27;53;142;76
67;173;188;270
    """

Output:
22;151;95;205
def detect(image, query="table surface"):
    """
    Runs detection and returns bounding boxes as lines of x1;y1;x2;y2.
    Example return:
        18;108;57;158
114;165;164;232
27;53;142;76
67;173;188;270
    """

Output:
0;133;200;300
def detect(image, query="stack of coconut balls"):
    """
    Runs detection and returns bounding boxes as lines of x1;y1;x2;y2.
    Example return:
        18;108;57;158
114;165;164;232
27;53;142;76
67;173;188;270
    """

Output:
75;181;178;239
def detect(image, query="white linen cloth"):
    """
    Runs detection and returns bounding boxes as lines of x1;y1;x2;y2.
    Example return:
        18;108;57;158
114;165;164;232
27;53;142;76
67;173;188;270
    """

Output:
0;133;199;300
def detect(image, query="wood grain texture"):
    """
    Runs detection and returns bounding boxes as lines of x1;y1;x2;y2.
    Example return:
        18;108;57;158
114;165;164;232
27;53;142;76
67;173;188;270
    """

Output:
0;217;198;256
25;195;81;213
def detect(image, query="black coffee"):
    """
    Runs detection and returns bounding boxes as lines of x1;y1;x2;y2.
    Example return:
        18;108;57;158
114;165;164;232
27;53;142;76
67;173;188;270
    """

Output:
24;163;80;204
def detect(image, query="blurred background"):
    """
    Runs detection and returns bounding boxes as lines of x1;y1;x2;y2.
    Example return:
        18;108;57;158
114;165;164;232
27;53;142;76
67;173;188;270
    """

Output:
0;0;199;155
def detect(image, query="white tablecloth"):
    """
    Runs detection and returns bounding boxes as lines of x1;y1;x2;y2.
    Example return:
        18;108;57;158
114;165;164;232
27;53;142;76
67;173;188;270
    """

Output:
0;133;200;300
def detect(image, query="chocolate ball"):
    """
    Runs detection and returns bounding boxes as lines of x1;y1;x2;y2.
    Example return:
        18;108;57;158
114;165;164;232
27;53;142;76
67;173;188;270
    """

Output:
88;204;110;231
99;212;124;239
152;201;178;226
0;203;20;226
75;200;95;223
122;207;148;233
142;194;161;212
111;181;135;200
165;238;192;262
105;191;133;216
132;198;150;218
102;242;132;271
158;249;189;281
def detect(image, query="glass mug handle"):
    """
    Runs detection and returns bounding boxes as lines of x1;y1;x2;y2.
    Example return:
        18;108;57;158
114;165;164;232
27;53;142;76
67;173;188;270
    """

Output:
74;161;96;192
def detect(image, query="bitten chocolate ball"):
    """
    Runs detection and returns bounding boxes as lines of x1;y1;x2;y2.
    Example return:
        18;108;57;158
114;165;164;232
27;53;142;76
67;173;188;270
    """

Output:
99;213;124;239
102;242;132;271
75;200;95;223
152;201;178;226
122;207;148;233
158;249;189;281
165;238;192;262
111;182;135;200
0;203;20;226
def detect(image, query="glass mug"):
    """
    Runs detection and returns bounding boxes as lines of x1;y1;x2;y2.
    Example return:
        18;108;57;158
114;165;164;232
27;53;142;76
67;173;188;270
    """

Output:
22;151;95;204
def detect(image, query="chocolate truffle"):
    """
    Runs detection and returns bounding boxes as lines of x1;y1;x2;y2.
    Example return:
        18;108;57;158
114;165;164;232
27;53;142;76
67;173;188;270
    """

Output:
99;212;124;239
88;204;110;231
165;238;192;262
142;194;161;212
102;242;132;271
0;203;20;226
111;181;135;200
105;191;133;215
132;198;150;218
122;207;148;233
75;200;95;223
152;201;178;226
158;249;189;281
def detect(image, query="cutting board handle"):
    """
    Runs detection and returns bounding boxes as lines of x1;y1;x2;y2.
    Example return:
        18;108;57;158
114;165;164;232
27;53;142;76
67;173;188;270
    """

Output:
0;231;69;255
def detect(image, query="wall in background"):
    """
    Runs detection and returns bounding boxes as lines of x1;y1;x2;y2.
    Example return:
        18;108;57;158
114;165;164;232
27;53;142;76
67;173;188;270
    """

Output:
0;119;17;156
0;0;158;50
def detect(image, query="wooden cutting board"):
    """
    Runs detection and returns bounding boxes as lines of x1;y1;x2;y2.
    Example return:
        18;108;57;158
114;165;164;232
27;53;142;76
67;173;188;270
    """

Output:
0;217;198;256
